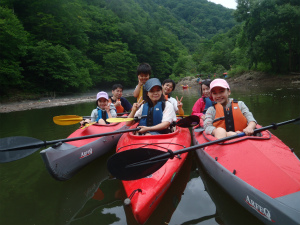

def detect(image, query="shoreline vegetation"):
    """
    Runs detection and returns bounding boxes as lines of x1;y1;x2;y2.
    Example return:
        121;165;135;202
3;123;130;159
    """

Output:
1;72;300;113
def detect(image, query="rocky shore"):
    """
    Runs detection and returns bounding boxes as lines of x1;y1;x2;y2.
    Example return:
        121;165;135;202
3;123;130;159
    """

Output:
1;72;299;113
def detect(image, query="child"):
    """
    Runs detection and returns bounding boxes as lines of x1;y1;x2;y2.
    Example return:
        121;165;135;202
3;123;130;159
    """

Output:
133;63;151;104
162;79;184;116
109;84;132;113
204;79;257;139
191;79;213;120
127;78;176;135
82;92;117;126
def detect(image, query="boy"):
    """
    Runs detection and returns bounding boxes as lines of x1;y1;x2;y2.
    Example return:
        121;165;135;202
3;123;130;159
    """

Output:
109;84;132;113
133;63;151;104
162;79;184;116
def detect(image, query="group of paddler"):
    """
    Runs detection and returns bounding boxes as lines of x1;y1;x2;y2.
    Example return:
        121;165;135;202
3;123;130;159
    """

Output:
83;62;257;139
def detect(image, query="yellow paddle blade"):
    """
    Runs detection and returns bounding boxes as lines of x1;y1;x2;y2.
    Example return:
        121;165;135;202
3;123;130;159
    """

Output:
81;122;96;129
53;115;83;125
106;117;135;123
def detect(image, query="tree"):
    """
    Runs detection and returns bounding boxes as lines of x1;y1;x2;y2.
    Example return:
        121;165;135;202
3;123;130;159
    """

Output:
0;6;28;94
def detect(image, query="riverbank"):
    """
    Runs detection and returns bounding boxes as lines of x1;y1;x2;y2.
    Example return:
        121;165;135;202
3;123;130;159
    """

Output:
1;72;300;113
176;71;300;90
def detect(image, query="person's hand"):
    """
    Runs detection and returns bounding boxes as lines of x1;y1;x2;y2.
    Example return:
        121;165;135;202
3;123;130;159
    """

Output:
201;114;206;120
138;77;144;86
176;96;183;108
115;100;121;107
104;104;110;112
132;100;144;111
243;126;254;136
137;126;149;134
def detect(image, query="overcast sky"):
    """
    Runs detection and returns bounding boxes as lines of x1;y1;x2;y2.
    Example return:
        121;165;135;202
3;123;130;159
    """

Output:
208;0;237;9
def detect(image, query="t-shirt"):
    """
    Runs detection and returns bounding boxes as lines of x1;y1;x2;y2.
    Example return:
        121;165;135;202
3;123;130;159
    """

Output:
167;97;179;113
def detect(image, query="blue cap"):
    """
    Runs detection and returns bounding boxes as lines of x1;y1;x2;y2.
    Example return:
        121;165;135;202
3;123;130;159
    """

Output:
144;78;162;91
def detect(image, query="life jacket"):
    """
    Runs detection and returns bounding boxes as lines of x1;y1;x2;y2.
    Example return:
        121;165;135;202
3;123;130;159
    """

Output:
203;97;213;114
96;107;108;123
109;97;124;113
139;101;165;126
213;100;248;132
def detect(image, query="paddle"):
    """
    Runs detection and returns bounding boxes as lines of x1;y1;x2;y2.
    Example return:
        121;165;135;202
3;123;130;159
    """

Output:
0;115;199;163
53;113;130;125
106;115;199;125
107;117;300;180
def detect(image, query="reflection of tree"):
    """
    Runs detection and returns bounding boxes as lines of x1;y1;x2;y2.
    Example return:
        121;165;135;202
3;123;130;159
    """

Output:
56;154;124;225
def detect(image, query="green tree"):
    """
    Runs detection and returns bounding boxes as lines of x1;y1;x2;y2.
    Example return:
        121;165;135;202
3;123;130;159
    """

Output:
24;40;92;93
0;6;28;93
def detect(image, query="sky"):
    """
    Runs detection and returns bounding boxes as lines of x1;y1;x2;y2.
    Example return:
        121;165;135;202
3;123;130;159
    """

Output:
208;0;237;9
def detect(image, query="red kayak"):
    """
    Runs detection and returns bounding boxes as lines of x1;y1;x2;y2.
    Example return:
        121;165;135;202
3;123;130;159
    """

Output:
116;124;191;224
40;122;129;180
193;125;300;224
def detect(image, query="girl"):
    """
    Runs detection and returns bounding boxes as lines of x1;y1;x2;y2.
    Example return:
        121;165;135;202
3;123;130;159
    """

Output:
127;78;176;135
82;91;117;126
204;79;257;139
191;79;213;120
162;79;184;116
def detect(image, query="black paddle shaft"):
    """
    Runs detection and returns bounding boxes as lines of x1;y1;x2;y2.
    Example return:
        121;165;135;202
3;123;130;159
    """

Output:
128;117;300;167
1;128;141;152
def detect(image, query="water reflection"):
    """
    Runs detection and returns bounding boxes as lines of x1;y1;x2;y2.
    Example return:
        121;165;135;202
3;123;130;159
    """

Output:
0;85;299;225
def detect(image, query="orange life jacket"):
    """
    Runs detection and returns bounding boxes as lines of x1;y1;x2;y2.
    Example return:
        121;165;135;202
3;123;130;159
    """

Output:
213;100;248;132
108;98;124;113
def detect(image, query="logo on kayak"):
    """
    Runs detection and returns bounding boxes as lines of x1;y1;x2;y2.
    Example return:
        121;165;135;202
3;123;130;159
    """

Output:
245;195;274;222
80;148;93;159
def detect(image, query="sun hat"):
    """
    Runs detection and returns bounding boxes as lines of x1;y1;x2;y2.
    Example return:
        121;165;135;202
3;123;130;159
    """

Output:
144;78;162;92
210;78;230;90
96;91;109;100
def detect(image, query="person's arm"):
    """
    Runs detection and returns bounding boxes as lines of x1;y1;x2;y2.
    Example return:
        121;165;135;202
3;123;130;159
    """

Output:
90;109;97;122
126;102;143;126
138;121;170;134
121;97;132;112
203;107;216;134
191;98;205;118
133;83;142;98
239;101;257;136
109;104;117;118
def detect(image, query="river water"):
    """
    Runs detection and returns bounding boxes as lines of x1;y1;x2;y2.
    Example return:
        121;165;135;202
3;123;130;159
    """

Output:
0;85;299;225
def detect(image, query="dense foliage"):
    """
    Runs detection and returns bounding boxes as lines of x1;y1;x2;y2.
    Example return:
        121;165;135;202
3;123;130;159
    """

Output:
0;0;299;97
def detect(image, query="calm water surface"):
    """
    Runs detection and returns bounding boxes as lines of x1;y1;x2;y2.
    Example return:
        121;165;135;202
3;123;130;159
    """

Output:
0;85;299;225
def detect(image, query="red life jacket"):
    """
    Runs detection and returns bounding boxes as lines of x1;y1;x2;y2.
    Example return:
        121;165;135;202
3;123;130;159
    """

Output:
213;100;248;132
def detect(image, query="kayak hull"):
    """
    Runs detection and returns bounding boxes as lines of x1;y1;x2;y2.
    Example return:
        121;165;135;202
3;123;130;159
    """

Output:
40;123;128;181
118;125;191;224
193;127;300;224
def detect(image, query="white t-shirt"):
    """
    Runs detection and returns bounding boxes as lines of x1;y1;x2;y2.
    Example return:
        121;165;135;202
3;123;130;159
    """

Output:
134;101;176;124
167;97;178;113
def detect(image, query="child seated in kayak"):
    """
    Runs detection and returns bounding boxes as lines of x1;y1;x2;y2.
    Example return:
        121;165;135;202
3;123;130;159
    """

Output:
127;78;176;135
81;91;117;126
162;79;184;116
109;84;132;113
191;79;213;120
204;79;257;139
133;63;151;104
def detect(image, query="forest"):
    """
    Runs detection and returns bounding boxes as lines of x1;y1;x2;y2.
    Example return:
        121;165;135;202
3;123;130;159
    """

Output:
0;0;299;98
